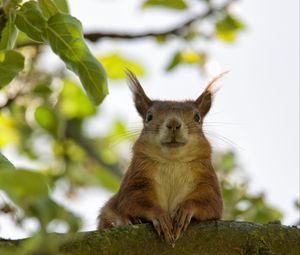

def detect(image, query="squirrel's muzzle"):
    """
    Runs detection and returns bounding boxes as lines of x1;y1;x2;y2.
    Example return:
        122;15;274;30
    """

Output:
166;118;182;131
160;117;187;148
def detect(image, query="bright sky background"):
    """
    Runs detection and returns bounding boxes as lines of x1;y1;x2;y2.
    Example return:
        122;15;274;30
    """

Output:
0;0;299;238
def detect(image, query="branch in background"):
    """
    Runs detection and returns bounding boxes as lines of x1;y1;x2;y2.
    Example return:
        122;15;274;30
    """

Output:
65;122;123;178
16;0;236;48
0;221;299;254
0;94;16;110
83;1;229;42
76;136;123;178
0;87;24;110
84;8;214;41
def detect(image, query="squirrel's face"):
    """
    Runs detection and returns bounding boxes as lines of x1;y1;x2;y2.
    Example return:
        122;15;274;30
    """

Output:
126;70;227;161
138;101;210;161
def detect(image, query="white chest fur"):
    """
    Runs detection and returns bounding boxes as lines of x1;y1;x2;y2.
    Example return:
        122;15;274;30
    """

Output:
154;162;197;215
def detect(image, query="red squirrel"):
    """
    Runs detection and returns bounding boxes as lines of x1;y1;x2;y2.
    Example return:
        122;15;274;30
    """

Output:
98;70;225;245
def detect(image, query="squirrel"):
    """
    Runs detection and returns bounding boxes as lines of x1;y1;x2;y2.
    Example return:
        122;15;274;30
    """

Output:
98;70;225;245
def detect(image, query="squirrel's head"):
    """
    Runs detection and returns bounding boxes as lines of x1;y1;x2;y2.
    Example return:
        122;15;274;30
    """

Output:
126;70;227;162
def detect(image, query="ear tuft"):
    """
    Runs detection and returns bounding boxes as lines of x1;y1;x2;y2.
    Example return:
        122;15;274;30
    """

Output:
203;70;230;93
195;71;229;117
125;69;152;117
125;68;141;95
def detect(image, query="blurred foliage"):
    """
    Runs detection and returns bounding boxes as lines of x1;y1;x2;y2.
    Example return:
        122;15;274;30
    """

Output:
0;169;80;231
0;0;287;253
142;0;188;10
58;79;96;119
0;153;15;170
98;53;145;80
166;51;207;71
215;152;282;222
0;113;19;146
0;50;24;87
215;14;246;42
0;11;17;51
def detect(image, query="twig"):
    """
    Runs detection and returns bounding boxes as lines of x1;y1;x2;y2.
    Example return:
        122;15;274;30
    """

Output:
83;3;227;42
16;0;235;48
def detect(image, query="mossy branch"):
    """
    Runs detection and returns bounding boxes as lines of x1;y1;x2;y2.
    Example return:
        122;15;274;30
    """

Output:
1;221;299;255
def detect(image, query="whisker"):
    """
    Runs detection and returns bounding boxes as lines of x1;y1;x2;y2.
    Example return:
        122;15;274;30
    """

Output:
204;121;246;126
203;129;243;151
106;127;162;148
109;133;138;142
103;128;142;148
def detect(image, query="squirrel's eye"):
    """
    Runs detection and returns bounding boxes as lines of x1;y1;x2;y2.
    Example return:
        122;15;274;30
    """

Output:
194;112;201;123
145;111;153;122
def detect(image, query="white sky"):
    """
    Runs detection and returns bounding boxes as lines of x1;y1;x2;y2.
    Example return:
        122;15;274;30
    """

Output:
0;0;299;238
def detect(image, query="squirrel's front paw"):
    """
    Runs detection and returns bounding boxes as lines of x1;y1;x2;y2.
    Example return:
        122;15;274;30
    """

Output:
152;213;174;245
173;206;193;241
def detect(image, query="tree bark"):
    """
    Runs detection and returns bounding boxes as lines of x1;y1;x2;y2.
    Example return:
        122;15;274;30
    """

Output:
0;221;299;255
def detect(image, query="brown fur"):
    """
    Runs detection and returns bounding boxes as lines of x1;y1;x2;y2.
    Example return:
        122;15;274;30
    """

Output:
98;71;226;245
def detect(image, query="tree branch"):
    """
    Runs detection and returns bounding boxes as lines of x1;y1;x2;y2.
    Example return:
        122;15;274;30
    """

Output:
84;9;214;42
0;221;299;254
16;0;236;49
83;3;222;42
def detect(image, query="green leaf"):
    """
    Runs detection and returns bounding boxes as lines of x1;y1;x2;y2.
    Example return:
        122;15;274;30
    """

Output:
58;79;96;119
0;170;49;202
15;1;107;105
0;11;18;51
33;79;53;96
15;31;36;47
15;1;47;43
221;152;235;172
155;35;167;44
165;51;206;71
142;0;188;10
38;0;59;18
0;50;24;87
96;168;120;192
0;113;19;147
38;0;69;17
295;200;300;209
0;169;80;231
1;0;22;14
0;153;15;171
181;52;206;64
46;13;108;105
98;53;145;80
34;104;60;137
166;51;181;71
28;195;80;231
53;0;69;13
216;14;245;42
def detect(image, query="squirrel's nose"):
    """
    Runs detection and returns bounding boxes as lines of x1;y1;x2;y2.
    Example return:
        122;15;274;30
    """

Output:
166;119;181;131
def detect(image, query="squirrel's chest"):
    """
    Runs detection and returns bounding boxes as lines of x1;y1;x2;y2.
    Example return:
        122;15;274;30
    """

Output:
153;163;197;214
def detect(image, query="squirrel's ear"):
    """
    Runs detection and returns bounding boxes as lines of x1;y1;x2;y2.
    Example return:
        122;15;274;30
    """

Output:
125;69;152;117
195;71;228;117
